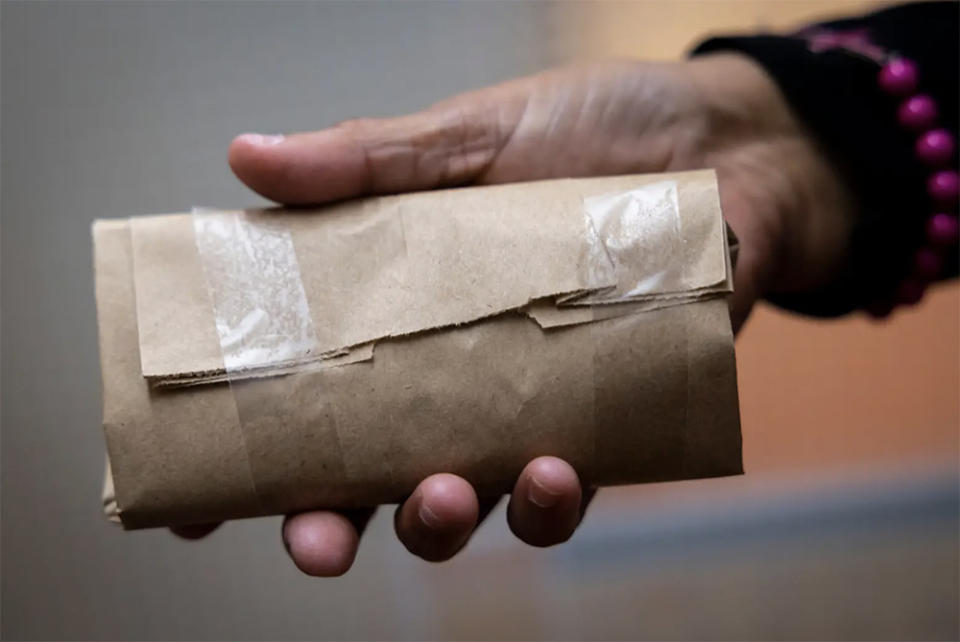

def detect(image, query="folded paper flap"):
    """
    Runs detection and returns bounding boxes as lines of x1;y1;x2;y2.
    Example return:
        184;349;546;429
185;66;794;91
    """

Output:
132;214;224;379
131;170;728;381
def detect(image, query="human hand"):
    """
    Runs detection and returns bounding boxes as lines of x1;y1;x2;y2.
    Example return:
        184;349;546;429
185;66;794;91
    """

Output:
175;53;855;575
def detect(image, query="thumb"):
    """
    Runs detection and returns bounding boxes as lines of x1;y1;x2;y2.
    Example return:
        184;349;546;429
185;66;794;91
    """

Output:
228;96;518;205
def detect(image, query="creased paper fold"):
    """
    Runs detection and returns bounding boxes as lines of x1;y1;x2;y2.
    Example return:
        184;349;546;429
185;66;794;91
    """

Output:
132;171;730;385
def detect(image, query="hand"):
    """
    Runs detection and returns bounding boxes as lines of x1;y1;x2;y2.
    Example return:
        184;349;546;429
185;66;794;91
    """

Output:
175;54;855;575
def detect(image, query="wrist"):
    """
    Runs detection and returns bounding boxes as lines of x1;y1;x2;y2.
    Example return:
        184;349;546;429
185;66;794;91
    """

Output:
684;53;858;300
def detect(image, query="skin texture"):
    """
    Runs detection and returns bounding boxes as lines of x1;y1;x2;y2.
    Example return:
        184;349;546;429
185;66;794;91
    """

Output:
174;53;856;575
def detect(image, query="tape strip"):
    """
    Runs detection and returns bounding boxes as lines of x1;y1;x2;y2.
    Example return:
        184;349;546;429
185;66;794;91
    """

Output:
572;180;684;305
192;208;318;374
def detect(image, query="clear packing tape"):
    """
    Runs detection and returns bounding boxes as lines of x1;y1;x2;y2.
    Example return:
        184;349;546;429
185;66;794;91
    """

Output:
96;170;742;528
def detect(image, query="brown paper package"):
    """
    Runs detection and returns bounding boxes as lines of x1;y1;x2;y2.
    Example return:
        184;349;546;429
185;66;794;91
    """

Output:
94;170;742;529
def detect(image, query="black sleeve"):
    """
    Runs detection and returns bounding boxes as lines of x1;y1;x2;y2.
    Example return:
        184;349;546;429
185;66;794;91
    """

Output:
692;1;959;317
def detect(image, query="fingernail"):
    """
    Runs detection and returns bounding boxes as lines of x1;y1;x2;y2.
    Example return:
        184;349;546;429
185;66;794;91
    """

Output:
417;496;443;530
237;133;285;146
527;476;562;509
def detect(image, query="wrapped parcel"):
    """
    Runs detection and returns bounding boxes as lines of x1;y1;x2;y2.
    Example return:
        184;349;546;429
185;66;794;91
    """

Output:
94;170;742;529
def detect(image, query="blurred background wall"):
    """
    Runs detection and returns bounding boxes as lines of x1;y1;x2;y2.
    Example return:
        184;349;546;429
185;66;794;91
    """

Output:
2;1;957;640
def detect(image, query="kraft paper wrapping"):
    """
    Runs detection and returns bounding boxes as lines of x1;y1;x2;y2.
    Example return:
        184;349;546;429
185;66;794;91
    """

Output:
94;170;742;529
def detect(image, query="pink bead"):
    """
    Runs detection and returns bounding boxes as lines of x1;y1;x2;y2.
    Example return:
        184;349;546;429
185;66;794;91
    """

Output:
915;129;956;166
898;95;939;130
928;170;960;204
913;247;943;279
927;213;960;246
895;279;926;305
878;58;918;95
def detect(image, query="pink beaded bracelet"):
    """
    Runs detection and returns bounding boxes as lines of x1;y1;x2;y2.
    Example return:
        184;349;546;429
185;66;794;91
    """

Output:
869;57;959;317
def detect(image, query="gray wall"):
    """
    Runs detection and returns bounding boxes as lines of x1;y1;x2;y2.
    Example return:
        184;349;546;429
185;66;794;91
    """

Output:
1;2;552;639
